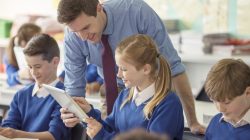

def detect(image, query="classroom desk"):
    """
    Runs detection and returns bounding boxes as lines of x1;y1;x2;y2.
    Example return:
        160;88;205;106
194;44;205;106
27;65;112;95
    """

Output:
0;73;218;127
0;84;102;110
1;90;218;126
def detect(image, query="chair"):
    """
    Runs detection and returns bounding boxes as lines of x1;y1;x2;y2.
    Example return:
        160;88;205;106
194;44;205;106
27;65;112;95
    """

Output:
196;86;212;102
71;123;91;140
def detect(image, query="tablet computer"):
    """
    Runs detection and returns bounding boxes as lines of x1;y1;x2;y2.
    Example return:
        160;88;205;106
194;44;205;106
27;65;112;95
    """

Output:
42;84;88;122
14;46;27;70
14;46;33;84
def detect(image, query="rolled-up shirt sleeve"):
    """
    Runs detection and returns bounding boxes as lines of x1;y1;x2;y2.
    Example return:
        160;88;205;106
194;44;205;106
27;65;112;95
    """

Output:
63;28;88;97
136;2;185;76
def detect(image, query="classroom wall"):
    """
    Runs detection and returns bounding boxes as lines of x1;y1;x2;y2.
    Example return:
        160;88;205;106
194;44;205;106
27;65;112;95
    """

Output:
145;0;250;37
0;0;57;20
0;0;250;37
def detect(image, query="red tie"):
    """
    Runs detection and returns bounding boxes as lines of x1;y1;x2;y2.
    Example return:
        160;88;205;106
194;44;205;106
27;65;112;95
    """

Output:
101;35;118;114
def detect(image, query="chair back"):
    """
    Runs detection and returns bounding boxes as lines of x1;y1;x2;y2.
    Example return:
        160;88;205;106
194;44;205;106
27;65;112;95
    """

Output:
71;124;91;140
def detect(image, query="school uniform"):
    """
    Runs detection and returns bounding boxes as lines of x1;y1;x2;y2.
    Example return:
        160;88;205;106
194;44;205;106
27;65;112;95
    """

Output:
87;83;184;140
3;55;21;86
205;111;250;140
1;80;70;140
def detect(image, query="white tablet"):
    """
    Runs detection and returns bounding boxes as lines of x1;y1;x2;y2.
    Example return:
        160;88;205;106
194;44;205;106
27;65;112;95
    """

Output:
14;46;27;70
14;46;33;85
42;84;88;122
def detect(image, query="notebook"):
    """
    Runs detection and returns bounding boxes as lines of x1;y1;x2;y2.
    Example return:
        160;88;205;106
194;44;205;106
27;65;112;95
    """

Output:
42;84;89;122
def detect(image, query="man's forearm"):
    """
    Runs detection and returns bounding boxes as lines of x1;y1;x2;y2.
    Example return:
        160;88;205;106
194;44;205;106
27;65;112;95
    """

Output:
172;72;198;127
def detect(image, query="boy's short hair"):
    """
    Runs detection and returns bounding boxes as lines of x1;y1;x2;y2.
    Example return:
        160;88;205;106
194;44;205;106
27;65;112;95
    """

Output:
23;34;60;62
205;58;250;102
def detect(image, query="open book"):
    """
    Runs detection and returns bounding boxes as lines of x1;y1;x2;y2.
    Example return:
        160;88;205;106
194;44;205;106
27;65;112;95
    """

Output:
0;135;38;140
42;84;89;122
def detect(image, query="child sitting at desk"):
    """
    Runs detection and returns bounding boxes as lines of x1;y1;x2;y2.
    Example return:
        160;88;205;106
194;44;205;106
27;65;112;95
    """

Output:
204;58;250;140
0;34;70;140
4;23;41;86
60;34;184;140
59;64;103;95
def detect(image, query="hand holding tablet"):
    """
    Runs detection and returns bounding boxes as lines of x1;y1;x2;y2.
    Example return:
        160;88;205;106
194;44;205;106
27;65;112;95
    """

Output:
42;84;89;122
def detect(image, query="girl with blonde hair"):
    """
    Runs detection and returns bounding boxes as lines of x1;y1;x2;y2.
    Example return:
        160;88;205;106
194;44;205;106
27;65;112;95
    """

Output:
60;34;184;140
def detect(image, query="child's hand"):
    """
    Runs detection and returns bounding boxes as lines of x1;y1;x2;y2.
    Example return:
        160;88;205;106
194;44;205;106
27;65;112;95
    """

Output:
73;97;92;113
86;117;102;139
60;107;80;127
0;127;18;138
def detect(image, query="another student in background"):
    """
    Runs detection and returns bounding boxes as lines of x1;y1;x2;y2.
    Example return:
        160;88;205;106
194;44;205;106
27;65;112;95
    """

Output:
4;23;41;86
59;64;103;95
204;58;250;140
85;64;103;95
0;34;70;140
60;34;184;140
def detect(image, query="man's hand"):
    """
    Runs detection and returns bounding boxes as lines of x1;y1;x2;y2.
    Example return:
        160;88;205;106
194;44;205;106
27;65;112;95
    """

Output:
0;127;18;138
173;73;206;134
190;122;206;134
86;117;102;139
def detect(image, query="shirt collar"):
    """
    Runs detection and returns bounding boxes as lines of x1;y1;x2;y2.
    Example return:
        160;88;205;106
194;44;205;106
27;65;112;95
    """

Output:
102;4;113;35
220;109;250;127
242;109;250;124
133;83;155;106
32;79;59;98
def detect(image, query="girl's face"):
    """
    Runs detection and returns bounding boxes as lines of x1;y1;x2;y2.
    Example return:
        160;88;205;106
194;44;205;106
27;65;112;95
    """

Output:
115;54;151;91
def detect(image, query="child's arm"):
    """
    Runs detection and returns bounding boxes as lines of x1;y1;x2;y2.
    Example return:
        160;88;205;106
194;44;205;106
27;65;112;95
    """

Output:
5;62;21;86
1;93;22;129
147;93;184;139
49;104;71;140
0;127;54;140
85;118;116;140
5;62;33;86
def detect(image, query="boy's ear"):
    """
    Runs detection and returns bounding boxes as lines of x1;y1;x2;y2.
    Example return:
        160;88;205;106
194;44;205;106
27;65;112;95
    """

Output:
52;57;60;65
143;64;151;75
244;86;250;97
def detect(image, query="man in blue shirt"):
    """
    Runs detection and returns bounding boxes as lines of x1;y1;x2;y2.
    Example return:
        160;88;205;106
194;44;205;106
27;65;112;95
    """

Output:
57;0;204;134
